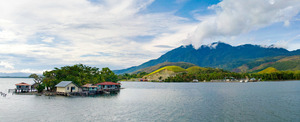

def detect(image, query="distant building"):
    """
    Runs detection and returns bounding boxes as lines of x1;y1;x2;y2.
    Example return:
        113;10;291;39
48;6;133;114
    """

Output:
139;78;148;82
15;82;31;92
55;81;80;94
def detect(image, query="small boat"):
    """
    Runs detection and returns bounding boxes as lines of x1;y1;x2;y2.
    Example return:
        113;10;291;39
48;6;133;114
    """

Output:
103;91;110;94
240;79;248;83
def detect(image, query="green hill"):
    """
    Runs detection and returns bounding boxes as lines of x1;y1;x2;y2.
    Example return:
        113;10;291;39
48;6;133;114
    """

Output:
143;66;186;81
234;55;300;73
258;67;279;74
147;66;186;76
186;66;208;74
144;65;229;81
133;62;195;74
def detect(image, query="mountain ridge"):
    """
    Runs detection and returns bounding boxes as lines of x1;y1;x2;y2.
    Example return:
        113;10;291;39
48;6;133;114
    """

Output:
114;42;300;74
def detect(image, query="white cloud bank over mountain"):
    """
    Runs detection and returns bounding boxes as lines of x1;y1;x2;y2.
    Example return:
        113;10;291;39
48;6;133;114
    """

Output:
187;0;300;48
0;0;299;74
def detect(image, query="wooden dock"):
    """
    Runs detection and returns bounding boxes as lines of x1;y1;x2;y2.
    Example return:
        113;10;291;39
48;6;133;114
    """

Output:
57;88;120;97
8;87;120;97
0;91;7;97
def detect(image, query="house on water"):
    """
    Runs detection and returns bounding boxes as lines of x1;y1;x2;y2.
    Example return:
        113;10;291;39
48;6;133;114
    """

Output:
96;82;121;90
82;84;97;92
15;82;31;92
55;81;80;95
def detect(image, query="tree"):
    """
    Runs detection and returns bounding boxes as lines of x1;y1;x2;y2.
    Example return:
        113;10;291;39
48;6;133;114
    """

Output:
42;64;115;88
36;84;45;93
158;76;163;81
29;74;45;93
29;74;43;84
101;67;118;82
43;71;59;91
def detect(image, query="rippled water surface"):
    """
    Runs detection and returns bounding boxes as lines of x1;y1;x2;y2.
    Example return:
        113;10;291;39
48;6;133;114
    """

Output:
1;78;300;121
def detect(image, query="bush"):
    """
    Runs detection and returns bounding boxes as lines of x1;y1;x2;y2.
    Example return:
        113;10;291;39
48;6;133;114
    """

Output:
36;84;45;93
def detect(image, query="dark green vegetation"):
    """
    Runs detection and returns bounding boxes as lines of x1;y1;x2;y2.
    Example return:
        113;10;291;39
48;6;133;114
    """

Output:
117;72;148;81
29;74;44;93
234;55;300;73
31;64;118;91
114;42;300;74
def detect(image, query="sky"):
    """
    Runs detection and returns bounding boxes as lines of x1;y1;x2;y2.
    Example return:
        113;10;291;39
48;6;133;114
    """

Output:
0;0;300;74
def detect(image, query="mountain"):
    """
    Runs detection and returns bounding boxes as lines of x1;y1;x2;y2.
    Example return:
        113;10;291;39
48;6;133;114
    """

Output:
0;72;31;77
114;42;300;74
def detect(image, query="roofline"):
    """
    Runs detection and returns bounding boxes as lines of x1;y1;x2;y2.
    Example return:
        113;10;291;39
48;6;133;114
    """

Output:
55;81;80;87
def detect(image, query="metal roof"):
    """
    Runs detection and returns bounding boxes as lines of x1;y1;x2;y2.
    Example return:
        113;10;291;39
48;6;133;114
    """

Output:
95;82;120;86
15;82;31;86
55;81;73;87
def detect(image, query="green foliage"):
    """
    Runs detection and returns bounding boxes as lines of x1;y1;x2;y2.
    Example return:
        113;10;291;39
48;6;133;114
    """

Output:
164;69;300;82
258;67;279;74
271;60;300;71
36;83;45;93
236;55;300;73
101;67;118;82
164;68;235;82
29;74;43;84
29;74;45;92
117;72;148;81
246;56;284;70
251;71;300;81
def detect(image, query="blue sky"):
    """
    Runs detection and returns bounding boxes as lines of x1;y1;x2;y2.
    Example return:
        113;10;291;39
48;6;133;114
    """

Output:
0;0;299;74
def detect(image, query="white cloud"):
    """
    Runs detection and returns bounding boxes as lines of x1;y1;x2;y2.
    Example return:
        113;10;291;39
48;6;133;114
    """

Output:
284;20;290;27
41;37;54;43
0;0;195;73
0;61;14;69
0;0;299;74
186;0;300;48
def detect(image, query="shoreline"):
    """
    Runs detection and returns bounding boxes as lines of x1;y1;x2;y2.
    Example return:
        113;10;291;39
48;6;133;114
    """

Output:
121;80;300;83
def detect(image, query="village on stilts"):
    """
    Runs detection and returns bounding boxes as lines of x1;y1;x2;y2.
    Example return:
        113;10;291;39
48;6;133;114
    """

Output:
10;81;121;97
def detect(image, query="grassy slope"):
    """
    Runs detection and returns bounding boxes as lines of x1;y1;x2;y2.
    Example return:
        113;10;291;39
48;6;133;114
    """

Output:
258;67;279;74
146;66;186;76
186;66;208;74
134;62;195;74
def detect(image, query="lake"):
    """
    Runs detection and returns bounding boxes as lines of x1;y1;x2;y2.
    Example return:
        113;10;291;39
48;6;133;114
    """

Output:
0;78;300;122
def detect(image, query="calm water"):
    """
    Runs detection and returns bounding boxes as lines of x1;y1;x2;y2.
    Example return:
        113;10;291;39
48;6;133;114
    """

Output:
0;78;300;122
